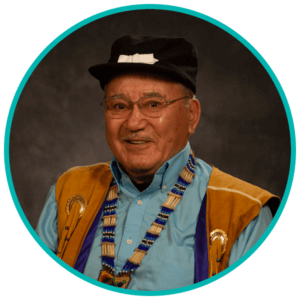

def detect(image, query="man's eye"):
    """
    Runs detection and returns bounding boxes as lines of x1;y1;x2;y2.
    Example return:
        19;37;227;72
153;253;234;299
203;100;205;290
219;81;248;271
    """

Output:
149;101;160;107
109;99;129;110
113;103;126;110
144;98;164;108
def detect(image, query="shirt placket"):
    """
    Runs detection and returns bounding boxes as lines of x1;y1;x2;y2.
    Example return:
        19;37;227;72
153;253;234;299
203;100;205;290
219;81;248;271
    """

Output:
115;189;150;274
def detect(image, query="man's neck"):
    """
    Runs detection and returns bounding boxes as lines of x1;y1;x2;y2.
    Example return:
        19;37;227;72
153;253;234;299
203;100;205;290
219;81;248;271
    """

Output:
119;164;155;192
132;180;153;192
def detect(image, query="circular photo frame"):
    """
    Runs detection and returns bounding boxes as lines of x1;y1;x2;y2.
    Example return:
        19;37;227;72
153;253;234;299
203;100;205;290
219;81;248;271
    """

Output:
3;3;297;297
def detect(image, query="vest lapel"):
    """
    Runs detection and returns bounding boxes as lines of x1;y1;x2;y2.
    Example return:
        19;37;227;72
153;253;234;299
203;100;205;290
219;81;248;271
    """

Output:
56;165;113;267
74;194;107;272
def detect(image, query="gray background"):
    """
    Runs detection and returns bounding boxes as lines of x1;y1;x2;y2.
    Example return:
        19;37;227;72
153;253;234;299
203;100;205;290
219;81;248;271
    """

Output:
9;10;291;229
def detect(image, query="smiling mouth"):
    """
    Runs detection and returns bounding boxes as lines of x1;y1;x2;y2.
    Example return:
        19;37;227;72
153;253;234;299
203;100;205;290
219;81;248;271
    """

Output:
126;140;149;144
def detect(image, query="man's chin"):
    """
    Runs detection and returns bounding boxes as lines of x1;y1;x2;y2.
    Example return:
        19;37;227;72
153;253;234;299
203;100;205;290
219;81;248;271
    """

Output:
124;164;153;175
120;160;159;177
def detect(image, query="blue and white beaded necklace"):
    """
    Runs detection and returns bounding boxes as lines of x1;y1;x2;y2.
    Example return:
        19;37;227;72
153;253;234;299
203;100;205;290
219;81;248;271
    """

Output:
98;150;196;289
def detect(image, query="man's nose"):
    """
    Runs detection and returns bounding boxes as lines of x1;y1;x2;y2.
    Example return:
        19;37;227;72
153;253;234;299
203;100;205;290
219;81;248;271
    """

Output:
124;103;148;131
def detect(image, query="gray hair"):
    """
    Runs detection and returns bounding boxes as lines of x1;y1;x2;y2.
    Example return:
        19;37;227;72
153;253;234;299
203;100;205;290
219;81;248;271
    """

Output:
179;84;196;108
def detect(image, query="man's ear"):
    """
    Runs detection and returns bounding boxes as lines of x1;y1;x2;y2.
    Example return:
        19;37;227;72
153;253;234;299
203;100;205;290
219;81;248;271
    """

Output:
188;98;201;134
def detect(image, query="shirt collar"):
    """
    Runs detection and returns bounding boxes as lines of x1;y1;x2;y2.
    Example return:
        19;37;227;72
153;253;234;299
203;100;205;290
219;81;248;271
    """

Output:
110;142;191;196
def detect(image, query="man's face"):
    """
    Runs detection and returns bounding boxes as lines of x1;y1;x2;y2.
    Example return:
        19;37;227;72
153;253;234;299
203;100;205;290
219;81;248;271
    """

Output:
105;74;199;181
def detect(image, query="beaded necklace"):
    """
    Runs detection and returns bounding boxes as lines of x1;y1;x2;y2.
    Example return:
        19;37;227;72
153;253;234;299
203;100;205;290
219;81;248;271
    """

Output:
98;150;196;289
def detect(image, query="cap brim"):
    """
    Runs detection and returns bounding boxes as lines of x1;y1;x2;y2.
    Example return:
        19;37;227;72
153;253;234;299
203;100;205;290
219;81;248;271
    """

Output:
88;63;196;93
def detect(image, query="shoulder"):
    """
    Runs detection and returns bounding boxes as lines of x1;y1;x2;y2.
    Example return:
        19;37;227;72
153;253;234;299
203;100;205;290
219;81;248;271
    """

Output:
58;162;111;181
194;157;212;179
55;162;113;203
55;162;114;210
207;166;280;215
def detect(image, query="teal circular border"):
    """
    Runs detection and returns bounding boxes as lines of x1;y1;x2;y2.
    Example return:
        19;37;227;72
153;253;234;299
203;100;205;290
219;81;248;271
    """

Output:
4;4;296;296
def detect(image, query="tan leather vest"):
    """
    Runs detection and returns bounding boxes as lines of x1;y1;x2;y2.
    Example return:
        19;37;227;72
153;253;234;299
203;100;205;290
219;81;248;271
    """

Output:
55;163;279;276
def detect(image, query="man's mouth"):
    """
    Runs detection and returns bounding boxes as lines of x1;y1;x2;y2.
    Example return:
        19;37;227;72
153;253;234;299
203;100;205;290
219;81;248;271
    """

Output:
122;136;154;145
126;140;149;144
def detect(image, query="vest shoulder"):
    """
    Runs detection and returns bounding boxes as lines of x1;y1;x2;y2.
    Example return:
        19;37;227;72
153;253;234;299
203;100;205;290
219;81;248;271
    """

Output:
208;166;280;209
58;162;111;180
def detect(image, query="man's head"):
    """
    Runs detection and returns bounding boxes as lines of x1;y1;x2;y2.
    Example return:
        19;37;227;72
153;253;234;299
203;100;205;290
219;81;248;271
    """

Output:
89;36;200;184
104;73;200;183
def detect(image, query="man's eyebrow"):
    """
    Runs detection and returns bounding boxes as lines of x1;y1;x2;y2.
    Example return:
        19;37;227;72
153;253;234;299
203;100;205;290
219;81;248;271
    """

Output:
108;93;126;98
108;92;165;98
142;91;164;97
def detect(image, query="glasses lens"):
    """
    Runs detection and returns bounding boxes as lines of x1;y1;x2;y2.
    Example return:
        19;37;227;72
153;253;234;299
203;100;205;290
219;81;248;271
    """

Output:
105;97;131;118
140;97;166;117
104;96;167;118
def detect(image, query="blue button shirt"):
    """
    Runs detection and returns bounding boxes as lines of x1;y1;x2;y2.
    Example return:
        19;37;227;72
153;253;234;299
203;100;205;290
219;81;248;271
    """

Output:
36;142;272;290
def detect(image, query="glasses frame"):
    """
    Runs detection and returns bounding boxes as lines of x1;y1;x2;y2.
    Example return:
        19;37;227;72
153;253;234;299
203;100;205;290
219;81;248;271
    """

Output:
102;95;190;118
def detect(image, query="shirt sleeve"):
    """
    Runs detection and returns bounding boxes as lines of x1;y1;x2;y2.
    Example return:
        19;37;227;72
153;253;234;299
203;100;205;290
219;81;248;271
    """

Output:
228;204;273;266
35;184;59;253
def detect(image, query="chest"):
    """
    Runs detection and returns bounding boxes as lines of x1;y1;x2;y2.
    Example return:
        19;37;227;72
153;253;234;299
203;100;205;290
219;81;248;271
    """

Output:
84;187;202;290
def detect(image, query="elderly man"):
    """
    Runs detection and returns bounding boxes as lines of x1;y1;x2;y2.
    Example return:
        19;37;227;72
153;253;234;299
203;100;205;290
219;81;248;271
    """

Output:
36;36;279;291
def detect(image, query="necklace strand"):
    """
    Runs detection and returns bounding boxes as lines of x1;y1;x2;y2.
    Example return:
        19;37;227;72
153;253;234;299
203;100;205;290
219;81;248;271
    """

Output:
98;150;196;288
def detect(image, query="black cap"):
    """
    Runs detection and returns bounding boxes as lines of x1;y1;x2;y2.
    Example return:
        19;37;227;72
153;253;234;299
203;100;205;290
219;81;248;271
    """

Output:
88;35;198;94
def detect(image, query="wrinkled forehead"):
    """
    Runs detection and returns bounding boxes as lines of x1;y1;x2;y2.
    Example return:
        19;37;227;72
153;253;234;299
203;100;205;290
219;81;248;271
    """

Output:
105;72;188;97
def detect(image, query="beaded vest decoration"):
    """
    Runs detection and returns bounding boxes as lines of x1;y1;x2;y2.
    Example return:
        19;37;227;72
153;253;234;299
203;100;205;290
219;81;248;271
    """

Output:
98;150;196;289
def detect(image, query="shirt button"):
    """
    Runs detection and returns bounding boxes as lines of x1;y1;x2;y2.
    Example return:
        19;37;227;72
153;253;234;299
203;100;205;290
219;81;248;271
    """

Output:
137;200;143;205
163;185;166;190
127;239;132;245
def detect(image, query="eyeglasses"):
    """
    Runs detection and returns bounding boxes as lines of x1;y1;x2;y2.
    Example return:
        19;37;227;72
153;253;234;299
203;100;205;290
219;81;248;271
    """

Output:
102;95;190;119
